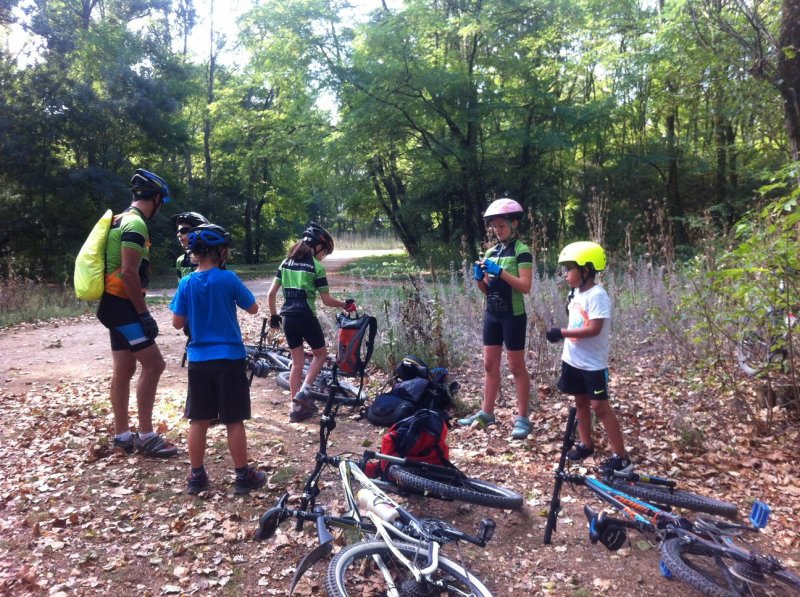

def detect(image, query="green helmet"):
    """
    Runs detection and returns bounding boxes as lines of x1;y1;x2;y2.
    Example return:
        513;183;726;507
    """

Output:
558;241;606;272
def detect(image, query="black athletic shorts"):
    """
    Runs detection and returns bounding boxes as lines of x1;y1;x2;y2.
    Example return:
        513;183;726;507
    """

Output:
186;358;251;423
96;293;155;353
557;361;609;400
482;312;527;351
282;314;326;350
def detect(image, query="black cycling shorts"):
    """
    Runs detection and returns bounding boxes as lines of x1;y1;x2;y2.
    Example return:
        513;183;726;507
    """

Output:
96;293;155;353
282;314;325;351
186;359;251;423
557;361;609;400
482;312;527;351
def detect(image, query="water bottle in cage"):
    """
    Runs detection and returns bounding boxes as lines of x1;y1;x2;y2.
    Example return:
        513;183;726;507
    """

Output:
356;488;399;522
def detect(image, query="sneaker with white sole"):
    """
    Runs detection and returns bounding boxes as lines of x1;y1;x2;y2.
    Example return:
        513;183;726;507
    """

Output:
135;433;178;458
600;454;634;475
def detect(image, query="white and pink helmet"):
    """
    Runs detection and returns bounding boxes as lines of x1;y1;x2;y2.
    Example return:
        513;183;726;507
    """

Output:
483;198;524;222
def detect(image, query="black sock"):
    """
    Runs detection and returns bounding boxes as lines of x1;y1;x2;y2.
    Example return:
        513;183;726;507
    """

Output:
235;465;249;477
192;466;205;475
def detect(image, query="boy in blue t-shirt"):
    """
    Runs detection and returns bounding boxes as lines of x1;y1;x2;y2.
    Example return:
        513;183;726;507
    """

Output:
169;224;266;495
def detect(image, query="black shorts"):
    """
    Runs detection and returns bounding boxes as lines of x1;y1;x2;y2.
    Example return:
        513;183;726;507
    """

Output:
96;293;155;353
282;314;325;350
482;312;527;351
186;359;251;423
557;361;609;400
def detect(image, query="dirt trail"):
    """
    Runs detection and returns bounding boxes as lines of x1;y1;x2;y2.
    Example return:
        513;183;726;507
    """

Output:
1;250;797;596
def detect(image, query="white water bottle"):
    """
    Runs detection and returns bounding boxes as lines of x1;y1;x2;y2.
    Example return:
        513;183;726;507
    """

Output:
356;488;399;522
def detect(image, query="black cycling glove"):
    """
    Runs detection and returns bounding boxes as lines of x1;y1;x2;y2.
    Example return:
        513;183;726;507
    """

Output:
269;314;283;329
545;327;563;343
140;311;159;340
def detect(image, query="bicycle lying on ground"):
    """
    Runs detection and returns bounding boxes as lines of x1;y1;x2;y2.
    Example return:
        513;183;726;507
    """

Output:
544;407;738;545
736;273;798;378
255;376;497;596
244;317;362;405
544;408;800;596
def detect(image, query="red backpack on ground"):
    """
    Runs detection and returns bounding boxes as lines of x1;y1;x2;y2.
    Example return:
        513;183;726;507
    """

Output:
365;409;451;478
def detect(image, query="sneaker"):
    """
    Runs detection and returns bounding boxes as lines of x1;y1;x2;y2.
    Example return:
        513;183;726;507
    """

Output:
234;467;267;495
112;433;136;454
568;443;595;462
187;468;209;495
135;433;179;458
457;410;496;428
601;454;634;475
510;416;532;440
289;393;317;423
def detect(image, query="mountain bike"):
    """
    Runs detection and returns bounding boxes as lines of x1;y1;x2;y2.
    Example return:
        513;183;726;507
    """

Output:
543;407;738;545
544;410;800;596
255;380;496;596
244;317;362;405
736;276;798;378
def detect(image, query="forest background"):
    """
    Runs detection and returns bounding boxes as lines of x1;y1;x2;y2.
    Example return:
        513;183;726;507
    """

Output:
1;0;799;412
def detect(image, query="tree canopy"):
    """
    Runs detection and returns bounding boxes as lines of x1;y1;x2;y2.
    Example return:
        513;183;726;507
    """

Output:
0;0;798;277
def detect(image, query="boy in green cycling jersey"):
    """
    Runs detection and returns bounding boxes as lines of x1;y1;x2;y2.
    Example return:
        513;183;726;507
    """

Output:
170;224;266;495
545;241;632;474
172;211;209;279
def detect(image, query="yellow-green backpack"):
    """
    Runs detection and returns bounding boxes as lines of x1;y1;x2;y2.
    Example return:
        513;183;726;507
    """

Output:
74;209;113;301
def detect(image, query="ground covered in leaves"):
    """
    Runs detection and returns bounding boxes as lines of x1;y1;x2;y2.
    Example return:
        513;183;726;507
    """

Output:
1;292;799;596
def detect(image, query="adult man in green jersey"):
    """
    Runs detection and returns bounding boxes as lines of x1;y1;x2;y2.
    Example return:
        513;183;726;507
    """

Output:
96;169;178;457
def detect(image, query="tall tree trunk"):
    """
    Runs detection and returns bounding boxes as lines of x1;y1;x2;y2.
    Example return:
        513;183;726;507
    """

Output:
203;0;216;209
778;0;800;166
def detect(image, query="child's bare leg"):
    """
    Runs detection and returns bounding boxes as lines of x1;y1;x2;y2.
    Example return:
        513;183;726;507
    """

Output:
575;394;593;447
289;346;305;397
591;400;626;455
226;421;248;468
506;349;530;417
481;345;502;414
302;346;328;387
188;420;211;468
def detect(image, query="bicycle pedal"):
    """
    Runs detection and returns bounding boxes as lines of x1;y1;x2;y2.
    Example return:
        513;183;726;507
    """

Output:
749;500;771;529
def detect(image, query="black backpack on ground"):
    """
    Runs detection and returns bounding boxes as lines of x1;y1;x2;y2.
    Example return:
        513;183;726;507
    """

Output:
366;355;456;427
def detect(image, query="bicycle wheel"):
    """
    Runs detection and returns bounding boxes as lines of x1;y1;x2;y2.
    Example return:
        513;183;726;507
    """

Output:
609;479;738;519
325;540;492;597
389;466;523;510
661;537;800;597
736;313;788;377
275;371;362;406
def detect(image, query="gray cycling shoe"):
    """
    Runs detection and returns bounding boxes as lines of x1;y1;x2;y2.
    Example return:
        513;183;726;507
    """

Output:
457;410;496;428
510;416;532;440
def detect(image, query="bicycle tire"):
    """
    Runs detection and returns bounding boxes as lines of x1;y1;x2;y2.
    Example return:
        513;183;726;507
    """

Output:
275;371;362;406
325;540;493;597
609;479;738;519
661;537;800;597
389;466;523;510
736;313;789;377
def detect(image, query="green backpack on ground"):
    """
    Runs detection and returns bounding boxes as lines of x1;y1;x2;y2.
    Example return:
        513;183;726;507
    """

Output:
74;209;113;301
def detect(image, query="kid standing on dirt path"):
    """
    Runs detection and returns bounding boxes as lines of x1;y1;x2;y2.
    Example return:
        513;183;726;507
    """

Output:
545;241;632;474
169;224;266;495
267;223;357;422
458;198;533;440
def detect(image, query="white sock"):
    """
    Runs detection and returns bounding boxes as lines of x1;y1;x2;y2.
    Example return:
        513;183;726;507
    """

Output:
138;431;156;441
